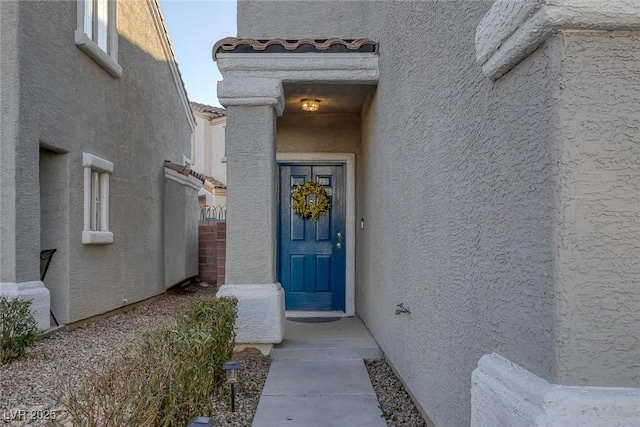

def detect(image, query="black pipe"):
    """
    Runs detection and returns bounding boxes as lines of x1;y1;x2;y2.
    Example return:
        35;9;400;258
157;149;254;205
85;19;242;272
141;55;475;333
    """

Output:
231;383;236;412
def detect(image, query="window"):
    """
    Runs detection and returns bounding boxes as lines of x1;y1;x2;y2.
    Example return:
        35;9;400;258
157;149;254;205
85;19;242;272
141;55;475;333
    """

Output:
82;153;113;244
84;0;110;52
75;0;122;78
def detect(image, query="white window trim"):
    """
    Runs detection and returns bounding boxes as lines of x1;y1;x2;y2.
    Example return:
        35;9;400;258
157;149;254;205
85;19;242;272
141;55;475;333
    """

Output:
83;153;113;245
75;0;122;78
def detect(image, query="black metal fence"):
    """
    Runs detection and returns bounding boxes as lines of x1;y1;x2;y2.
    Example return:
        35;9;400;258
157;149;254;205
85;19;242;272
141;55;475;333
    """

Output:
200;205;226;222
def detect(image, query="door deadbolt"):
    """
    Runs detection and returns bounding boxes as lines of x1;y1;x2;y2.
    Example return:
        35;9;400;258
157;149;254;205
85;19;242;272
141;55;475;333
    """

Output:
337;232;343;238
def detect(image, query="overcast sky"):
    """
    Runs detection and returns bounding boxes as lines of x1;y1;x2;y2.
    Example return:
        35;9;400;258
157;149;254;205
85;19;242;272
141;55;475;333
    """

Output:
158;0;237;107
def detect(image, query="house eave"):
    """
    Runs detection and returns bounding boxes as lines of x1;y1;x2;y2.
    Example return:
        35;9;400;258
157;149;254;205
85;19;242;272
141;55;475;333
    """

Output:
149;0;196;131
215;52;379;83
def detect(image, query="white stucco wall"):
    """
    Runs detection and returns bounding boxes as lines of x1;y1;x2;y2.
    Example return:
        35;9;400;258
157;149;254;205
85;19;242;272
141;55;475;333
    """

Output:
1;0;194;324
554;31;640;387
225;104;279;285
237;1;640;425
192;114;227;186
358;5;563;425
39;149;70;322
0;1;41;285
238;0;371;39
0;0;20;283
239;2;557;425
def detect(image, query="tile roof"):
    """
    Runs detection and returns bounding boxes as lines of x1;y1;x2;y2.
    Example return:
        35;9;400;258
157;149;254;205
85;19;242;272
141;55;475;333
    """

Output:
164;160;205;183
190;102;227;120
189;169;227;189
213;38;377;60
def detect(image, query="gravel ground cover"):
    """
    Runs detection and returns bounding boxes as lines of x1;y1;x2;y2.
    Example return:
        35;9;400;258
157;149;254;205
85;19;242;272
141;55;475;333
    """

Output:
1;284;425;427
367;360;428;427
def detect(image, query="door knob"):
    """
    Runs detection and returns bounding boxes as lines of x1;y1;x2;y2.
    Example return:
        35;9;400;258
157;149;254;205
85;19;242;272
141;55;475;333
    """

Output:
336;242;342;249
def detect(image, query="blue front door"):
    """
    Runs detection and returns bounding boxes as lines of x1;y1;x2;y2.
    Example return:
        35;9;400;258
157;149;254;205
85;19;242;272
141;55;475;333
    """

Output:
278;164;346;311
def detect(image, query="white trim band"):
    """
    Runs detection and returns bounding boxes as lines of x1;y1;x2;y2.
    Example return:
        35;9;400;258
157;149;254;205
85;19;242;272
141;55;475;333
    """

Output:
471;353;640;426
216;53;379;84
217;77;285;116
82;230;114;244
83;152;113;173
476;0;640;80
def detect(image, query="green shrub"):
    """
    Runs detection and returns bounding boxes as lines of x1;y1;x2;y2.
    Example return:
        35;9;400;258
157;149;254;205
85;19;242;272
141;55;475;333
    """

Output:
61;296;238;427
0;295;37;365
177;296;237;387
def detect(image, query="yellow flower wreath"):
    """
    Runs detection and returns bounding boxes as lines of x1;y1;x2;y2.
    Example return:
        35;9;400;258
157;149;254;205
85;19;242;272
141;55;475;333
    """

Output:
291;181;330;221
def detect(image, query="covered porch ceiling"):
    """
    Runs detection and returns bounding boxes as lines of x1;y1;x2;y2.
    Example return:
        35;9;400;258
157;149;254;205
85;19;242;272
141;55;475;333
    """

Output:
214;38;379;117
283;83;376;115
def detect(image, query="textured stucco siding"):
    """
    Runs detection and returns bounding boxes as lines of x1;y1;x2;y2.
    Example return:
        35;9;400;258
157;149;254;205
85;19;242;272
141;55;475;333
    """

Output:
39;149;71;322
238;1;640;425
1;1;43;285
225;105;278;285
240;1;558;425
357;4;561;425
238;0;371;39
276;113;361;155
0;0;21;282
12;0;192;323
554;32;640;387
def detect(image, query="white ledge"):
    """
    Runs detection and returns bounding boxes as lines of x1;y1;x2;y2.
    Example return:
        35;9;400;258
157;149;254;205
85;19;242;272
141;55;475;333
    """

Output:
82;230;114;245
476;0;640;80
471;353;640;426
217;77;285;116
216;52;379;84
216;283;286;344
74;30;122;79
83;152;114;173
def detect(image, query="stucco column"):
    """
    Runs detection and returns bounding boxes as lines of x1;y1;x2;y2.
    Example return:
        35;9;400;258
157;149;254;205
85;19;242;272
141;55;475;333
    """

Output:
472;2;640;425
0;0;50;331
215;77;286;344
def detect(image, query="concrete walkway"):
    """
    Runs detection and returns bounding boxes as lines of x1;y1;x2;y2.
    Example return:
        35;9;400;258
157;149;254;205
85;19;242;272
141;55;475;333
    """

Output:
251;317;387;427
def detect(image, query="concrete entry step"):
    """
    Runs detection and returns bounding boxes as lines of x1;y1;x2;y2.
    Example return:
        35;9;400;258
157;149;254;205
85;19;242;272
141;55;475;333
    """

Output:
252;359;387;427
270;317;383;361
251;317;386;427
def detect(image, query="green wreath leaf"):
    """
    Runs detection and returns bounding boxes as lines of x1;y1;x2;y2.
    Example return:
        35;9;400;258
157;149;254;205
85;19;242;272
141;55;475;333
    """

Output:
291;181;330;221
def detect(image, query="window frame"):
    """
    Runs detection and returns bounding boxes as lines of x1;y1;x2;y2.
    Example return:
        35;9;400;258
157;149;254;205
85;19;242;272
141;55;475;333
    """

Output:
75;0;122;78
82;153;114;245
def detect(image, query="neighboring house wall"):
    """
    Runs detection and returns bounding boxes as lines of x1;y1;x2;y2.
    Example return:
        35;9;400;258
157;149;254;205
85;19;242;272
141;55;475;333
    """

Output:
236;1;640;426
191;103;227;207
0;0;195;326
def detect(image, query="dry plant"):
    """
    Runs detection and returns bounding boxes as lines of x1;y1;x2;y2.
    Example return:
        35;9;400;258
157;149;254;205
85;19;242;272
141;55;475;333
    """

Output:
0;296;37;365
59;296;237;426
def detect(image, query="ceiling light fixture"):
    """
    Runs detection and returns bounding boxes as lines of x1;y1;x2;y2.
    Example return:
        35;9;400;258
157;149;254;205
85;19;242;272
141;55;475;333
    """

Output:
301;98;320;112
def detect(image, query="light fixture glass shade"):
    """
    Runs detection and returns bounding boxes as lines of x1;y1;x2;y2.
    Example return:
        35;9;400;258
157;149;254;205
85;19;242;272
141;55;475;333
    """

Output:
226;369;238;383
301;98;320;112
222;360;242;384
